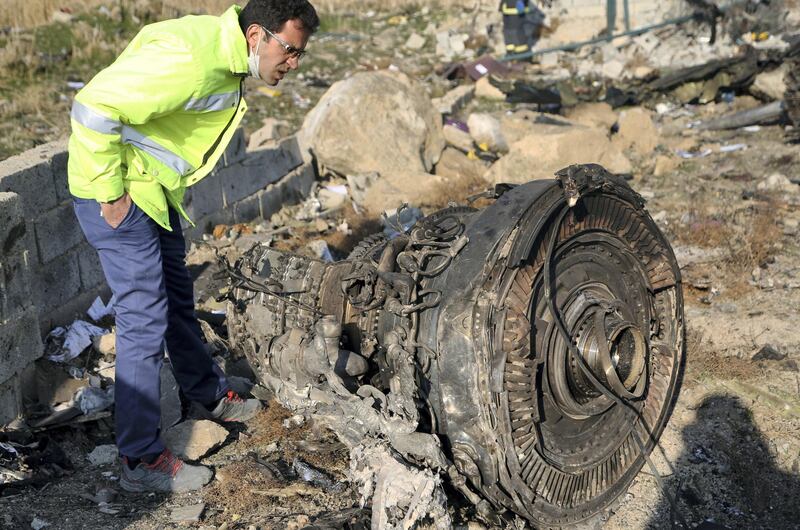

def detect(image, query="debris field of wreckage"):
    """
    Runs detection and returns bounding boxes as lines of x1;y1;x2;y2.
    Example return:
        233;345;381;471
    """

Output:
2;1;800;529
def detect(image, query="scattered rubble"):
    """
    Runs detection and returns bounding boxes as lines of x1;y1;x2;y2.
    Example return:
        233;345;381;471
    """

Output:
2;1;800;529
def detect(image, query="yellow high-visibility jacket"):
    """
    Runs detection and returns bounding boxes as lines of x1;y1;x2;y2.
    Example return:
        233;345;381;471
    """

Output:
68;4;248;230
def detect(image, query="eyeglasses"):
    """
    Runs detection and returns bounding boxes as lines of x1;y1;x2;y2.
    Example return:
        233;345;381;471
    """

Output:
262;26;307;61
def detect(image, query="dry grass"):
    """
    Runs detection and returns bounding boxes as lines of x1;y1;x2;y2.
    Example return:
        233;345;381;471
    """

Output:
2;0;107;28
313;0;485;13
673;189;783;301
676;193;781;267
2;0;485;28
238;400;309;451
734;202;783;271
683;324;763;382
204;460;284;515
427;170;492;210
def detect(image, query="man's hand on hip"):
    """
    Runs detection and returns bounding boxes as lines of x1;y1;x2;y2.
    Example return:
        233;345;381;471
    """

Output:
100;193;132;229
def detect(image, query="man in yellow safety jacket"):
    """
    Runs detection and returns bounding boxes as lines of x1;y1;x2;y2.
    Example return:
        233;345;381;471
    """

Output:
500;0;545;57
68;0;319;493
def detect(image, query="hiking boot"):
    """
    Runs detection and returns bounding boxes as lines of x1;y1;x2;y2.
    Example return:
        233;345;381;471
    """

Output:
199;390;262;423
120;449;212;493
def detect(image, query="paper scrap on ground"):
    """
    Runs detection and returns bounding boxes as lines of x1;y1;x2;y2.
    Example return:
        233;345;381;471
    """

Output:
719;143;747;153
47;321;108;362
676;148;713;159
87;295;115;321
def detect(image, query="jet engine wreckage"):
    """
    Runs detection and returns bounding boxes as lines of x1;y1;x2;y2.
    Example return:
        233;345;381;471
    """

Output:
222;164;685;527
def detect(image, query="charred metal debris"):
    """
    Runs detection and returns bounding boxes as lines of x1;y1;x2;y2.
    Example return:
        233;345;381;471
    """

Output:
218;164;685;527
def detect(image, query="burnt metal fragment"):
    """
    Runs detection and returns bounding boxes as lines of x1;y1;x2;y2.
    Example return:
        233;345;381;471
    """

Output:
224;164;685;526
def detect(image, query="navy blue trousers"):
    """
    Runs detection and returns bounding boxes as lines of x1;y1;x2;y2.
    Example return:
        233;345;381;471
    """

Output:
73;198;228;458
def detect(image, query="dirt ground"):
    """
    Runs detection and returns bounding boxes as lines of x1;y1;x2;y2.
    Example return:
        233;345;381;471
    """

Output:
3;113;799;530
2;2;800;529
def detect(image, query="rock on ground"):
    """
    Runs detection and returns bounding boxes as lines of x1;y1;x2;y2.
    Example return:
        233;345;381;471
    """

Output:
433;84;474;115
170;503;205;523
612;107;660;156
474;77;506;101
443;122;474;152
91;332;115;356
299;71;445;177
163;420;228;461
565;102;618;130
404;33;426;50
360;171;453;214
467;113;507;153
653;155;680;177
750;65;788;101
758;173;798;193
484;124;632;184
87;444;117;466
248;118;290;150
435;147;486;181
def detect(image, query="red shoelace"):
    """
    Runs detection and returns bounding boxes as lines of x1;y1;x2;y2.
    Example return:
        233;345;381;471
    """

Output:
224;390;243;403
144;449;183;477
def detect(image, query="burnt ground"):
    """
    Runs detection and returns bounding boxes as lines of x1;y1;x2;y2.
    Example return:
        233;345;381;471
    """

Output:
2;4;800;530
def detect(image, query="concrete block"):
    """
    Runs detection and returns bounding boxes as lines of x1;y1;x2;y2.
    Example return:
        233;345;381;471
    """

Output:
51;150;71;202
0;308;43;382
182;224;204;242
278;135;306;164
221;137;303;206
224;127;247;166
219;146;302;208
282;162;316;200
185;209;235;241
0;192;27;256
0;374;22;426
0;250;34;324
184;173;224;221
33;251;82;315
76;243;106;290
259;163;316;220
232;193;262;224
210;128;247;175
34;202;84;264
259;184;285;221
432;84;475;116
0;141;66;214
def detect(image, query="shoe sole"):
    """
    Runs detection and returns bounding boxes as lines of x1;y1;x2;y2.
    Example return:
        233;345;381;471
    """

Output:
190;402;261;423
120;474;212;493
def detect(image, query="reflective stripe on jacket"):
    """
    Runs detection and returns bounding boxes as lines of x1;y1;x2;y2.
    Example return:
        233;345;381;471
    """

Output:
68;4;248;230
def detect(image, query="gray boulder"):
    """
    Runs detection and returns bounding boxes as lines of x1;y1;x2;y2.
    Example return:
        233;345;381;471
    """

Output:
299;71;445;177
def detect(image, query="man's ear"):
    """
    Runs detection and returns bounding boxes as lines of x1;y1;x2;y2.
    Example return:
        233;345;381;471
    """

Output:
245;24;263;49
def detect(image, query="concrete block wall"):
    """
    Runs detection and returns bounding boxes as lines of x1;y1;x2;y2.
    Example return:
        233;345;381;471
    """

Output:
0;128;315;425
181;135;306;237
0;192;43;425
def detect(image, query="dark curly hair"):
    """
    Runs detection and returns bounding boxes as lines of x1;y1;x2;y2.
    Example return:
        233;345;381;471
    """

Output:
239;0;320;35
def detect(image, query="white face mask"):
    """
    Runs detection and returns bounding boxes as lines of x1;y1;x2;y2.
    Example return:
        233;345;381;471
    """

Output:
247;29;264;79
